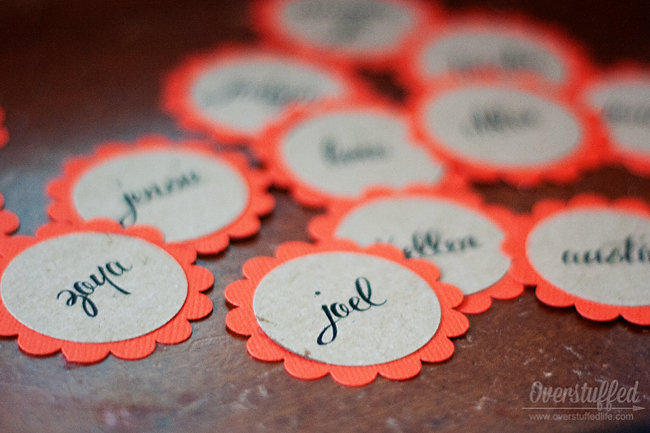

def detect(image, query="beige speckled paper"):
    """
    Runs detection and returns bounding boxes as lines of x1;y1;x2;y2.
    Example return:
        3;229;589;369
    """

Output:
253;252;441;366
73;150;248;243
1;232;188;343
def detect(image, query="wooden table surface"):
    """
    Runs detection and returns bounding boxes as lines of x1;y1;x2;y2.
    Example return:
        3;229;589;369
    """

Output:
1;1;649;432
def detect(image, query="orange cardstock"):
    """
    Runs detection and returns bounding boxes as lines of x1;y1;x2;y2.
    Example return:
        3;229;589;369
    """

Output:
580;64;650;176
47;136;274;255
225;240;469;386
410;76;607;186
308;186;525;314
251;0;443;69
507;194;650;325
162;45;369;144
399;12;592;93
257;99;465;208
0;194;19;240
0;219;214;363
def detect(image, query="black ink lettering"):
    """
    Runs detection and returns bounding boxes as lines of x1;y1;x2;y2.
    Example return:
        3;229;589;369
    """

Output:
462;106;539;137
377;229;482;259
321;137;388;165
56;261;133;318
562;235;650;266
290;1;392;44
199;80;318;109
316;277;386;346
117;170;201;227
603;102;650;128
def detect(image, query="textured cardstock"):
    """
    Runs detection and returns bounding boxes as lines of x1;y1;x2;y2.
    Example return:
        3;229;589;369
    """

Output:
587;81;650;155
0;220;214;363
412;80;605;186
334;198;510;296
527;210;650;307
508;195;650;325
190;56;344;134
225;240;469;386
47;137;275;255
279;0;416;53
73;149;248;243
424;86;580;166
253;252;441;366
420;28;566;83
308;188;524;314
163;47;368;143
252;0;439;66
264;103;453;207
1;232;187;343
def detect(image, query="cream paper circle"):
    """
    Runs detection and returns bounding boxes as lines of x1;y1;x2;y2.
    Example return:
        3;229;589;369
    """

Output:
586;83;650;154
527;210;650;306
191;55;345;134
335;197;510;296
420;30;566;83
281;0;415;54
253;252;441;366
73;150;249;243
1;232;188;343
282;110;444;197
424;87;581;167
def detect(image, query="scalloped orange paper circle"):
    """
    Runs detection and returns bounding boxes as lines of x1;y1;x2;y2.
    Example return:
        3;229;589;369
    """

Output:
580;64;650;176
225;239;469;387
251;0;443;69
0;194;19;239
308;186;525;314
257;99;466;209
398;12;593;94
47;136;274;255
507;194;650;326
0;219;214;363
410;77;608;187
161;44;370;145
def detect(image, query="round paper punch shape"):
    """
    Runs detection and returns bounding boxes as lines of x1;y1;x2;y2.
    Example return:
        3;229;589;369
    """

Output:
411;78;607;186
257;99;464;208
0;219;213;363
47;136;275;255
251;0;443;68
225;239;468;386
162;45;369;144
508;194;650;325
581;65;650;176
400;13;592;93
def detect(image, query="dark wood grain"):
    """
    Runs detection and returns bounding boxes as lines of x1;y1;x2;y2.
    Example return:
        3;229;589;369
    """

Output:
0;1;649;432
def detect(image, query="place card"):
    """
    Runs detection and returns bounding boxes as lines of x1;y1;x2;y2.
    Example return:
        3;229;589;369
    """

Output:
401;13;590;91
411;78;606;186
0;220;213;363
258;100;462;208
581;66;650;175
251;0;441;67
509;194;650;325
162;45;367;144
225;239;468;386
309;187;524;314
47;136;274;255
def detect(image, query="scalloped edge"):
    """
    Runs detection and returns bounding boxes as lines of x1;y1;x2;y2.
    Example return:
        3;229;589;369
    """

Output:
46;135;275;255
225;239;469;387
0;219;214;363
